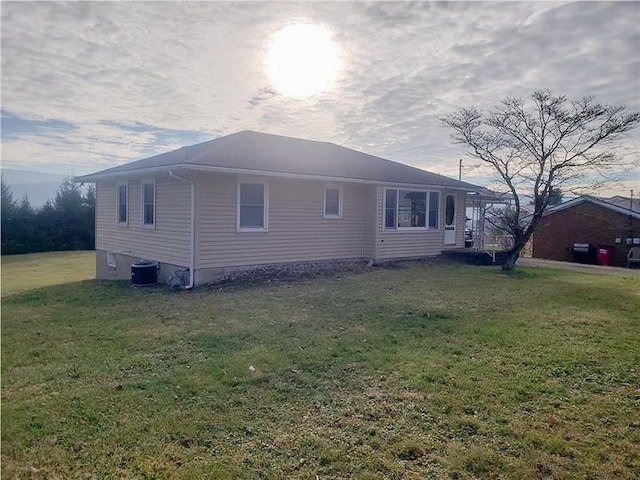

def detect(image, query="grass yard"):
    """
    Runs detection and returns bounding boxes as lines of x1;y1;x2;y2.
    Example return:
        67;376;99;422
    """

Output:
1;251;96;297
2;252;639;479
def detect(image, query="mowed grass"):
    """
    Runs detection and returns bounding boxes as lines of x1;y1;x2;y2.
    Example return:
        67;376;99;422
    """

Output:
2;253;639;479
1;251;95;296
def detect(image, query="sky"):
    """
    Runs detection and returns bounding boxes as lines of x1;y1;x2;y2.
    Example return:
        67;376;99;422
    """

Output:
1;1;639;195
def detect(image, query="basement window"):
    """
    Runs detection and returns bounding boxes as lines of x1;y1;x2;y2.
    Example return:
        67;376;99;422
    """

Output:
107;252;116;268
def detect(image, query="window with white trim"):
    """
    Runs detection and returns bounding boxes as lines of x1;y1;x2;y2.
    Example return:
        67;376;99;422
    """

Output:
428;192;439;228
117;182;128;224
384;189;440;230
141;181;155;227
324;185;343;218
238;181;267;230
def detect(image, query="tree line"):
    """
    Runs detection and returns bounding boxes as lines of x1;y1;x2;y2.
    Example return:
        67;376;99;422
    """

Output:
1;178;95;255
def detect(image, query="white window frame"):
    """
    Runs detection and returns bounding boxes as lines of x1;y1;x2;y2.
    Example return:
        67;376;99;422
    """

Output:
323;183;343;219
116;181;128;226
141;180;156;229
106;252;117;268
428;191;441;230
237;178;269;232
383;187;440;232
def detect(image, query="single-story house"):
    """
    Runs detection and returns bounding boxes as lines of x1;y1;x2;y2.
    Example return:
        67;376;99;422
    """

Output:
77;130;486;286
532;195;640;267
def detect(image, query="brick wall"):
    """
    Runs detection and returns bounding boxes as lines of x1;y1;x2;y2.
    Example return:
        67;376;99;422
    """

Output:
532;202;639;267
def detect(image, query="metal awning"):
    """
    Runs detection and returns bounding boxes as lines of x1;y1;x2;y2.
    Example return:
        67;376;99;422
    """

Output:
464;188;515;254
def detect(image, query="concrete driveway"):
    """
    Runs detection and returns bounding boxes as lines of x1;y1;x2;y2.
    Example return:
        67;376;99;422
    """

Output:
518;257;640;277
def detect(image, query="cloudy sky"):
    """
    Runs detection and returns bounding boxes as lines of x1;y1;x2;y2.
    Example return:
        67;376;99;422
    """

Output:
1;1;639;192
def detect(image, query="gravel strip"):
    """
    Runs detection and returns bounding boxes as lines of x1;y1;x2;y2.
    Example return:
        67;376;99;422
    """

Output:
206;260;374;289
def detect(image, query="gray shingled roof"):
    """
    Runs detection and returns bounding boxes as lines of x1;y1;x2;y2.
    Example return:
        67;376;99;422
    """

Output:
600;195;639;213
544;195;640;219
77;130;481;190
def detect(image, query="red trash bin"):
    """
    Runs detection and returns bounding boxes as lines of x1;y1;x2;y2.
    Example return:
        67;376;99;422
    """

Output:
597;247;613;266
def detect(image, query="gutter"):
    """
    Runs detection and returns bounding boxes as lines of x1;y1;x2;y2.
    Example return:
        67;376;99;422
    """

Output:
543;196;640;220
168;169;196;289
75;164;482;193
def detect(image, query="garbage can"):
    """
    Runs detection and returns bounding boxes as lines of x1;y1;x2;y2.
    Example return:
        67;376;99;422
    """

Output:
464;229;474;248
597;246;613;266
572;243;597;264
131;261;158;286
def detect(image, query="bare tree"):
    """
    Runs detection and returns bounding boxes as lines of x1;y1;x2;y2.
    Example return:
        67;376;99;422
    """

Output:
441;90;639;271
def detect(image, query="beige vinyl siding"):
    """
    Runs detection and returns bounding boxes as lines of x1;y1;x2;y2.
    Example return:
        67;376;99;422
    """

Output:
196;174;373;268
362;186;377;258
96;175;190;266
374;186;464;260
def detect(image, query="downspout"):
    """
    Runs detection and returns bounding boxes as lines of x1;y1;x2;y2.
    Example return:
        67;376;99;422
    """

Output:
169;169;195;289
361;192;365;260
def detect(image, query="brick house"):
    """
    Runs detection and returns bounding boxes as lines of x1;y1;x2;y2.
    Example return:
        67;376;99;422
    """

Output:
532;195;640;267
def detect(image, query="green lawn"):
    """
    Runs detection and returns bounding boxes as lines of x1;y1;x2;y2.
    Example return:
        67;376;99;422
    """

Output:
2;252;639;478
1;251;95;297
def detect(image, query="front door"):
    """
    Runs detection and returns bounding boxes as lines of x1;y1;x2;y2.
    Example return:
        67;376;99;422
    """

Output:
444;194;456;245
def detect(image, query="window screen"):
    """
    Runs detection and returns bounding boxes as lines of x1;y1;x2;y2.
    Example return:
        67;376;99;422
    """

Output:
239;183;265;228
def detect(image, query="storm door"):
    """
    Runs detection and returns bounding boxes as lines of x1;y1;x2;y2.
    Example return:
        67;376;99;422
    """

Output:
444;194;456;245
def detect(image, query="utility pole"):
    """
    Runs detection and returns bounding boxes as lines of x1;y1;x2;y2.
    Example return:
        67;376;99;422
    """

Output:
629;189;634;243
458;158;462;181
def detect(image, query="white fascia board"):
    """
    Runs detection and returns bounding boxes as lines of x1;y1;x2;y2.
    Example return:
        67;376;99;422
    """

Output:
75;163;482;192
74;165;177;183
544;196;640;219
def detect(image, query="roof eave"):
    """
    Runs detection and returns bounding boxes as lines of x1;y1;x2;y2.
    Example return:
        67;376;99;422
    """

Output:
543;195;640;219
74;165;177;183
75;164;484;192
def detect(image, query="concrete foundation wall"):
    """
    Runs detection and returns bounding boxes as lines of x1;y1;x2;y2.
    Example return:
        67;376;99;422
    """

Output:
97;248;459;287
193;257;369;285
96;250;187;284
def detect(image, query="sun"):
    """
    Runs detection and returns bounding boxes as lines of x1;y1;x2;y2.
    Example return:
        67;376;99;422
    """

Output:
266;24;341;99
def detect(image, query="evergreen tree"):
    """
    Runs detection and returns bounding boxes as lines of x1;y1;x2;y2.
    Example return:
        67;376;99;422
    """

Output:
12;196;37;253
1;179;17;253
1;179;15;218
1;177;95;255
548;187;563;206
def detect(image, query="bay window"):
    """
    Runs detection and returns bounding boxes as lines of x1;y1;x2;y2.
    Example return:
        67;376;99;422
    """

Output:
384;189;440;230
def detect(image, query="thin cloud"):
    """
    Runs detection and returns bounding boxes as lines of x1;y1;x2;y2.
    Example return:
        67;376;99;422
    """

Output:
0;0;637;191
